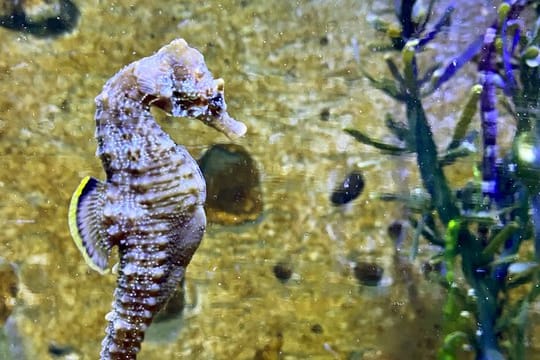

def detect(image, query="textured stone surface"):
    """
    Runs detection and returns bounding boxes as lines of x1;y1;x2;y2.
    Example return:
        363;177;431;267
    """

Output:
199;143;263;225
0;0;79;37
354;261;384;287
330;171;364;205
0;1;529;359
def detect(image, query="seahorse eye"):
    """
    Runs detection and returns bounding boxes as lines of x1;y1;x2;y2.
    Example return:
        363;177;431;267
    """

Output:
208;94;224;114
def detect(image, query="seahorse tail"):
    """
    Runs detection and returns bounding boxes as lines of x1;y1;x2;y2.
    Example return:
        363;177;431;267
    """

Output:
100;287;158;360
100;247;171;359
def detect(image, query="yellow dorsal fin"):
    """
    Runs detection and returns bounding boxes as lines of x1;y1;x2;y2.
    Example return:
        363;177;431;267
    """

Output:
68;176;111;274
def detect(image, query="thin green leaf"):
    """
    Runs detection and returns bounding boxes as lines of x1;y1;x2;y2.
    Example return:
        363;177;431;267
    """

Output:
409;95;459;224
369;17;391;33
361;69;407;101
384;114;409;142
441;331;469;352
439;136;477;166
447;84;483;151
378;188;432;212
402;40;420;91
408;214;445;246
489;255;520;270
505;262;539;289
420;0;437;31
496;298;530;332
367;42;401;52
344;128;408;154
459;211;498;225
481;222;520;260
384;56;405;84
410;214;426;261
418;62;442;86
500;97;518;122
523;46;540;67
529;17;540;46
507;271;536;289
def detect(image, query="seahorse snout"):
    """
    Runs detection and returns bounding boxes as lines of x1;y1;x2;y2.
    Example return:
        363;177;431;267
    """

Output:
199;110;247;139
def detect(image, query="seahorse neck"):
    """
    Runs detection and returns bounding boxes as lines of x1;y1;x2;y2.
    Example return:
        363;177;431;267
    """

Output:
94;62;172;137
94;94;176;181
96;95;155;129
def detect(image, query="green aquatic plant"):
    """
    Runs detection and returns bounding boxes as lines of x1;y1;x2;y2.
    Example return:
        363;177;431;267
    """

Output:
346;1;540;359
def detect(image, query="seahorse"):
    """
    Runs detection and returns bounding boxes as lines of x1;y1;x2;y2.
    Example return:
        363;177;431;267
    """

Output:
68;38;246;359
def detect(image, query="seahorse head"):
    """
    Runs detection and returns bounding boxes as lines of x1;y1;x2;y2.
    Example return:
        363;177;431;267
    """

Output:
133;38;246;139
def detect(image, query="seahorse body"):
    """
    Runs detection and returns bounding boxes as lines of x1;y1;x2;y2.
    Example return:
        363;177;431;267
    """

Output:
68;39;246;359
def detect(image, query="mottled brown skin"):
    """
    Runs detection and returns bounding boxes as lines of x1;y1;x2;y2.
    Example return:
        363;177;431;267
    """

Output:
87;39;245;359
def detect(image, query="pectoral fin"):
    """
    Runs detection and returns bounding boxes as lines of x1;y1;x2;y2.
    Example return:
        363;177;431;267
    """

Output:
68;176;111;274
